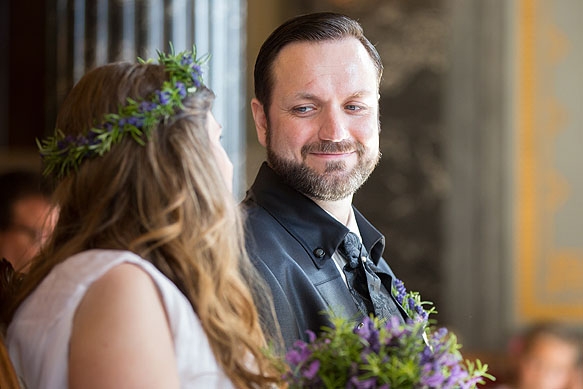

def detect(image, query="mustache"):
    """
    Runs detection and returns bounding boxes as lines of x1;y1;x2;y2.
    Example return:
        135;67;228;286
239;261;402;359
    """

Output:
301;140;365;158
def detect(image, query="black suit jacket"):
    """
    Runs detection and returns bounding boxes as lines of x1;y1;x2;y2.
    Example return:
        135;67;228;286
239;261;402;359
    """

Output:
242;163;405;350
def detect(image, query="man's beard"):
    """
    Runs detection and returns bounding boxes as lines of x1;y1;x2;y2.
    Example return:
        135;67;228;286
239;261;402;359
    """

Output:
267;138;381;201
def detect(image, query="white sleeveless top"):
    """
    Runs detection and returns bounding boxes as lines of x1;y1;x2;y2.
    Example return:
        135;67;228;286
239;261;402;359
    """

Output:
6;249;234;389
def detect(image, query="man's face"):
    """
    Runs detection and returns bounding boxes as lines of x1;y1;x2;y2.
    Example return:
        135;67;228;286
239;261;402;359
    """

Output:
252;38;381;201
0;195;57;271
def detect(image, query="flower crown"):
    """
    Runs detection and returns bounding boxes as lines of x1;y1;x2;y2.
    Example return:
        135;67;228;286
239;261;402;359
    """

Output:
37;45;208;178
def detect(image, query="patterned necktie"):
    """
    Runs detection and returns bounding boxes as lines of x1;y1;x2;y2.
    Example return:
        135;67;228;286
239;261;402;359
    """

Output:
339;232;402;321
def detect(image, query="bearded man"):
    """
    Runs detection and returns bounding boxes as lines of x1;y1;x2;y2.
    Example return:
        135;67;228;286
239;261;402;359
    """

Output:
243;12;408;349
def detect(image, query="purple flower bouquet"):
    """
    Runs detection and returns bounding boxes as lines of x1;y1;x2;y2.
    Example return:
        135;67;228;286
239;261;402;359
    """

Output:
283;280;494;388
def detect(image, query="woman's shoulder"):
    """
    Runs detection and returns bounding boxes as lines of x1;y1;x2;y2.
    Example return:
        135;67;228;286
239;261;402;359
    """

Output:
81;260;160;306
68;258;182;388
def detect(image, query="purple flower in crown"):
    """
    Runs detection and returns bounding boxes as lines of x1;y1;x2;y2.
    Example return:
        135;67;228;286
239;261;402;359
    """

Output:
175;81;187;98
180;54;194;66
55;141;66;151
56;135;75;151
127;116;144;127
157;90;171;105
139;101;157;113
76;135;90;146
86;130;98;144
190;64;203;87
190;63;202;74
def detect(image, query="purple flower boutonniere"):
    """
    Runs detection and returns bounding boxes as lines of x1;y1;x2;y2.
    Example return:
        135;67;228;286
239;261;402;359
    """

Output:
282;279;495;388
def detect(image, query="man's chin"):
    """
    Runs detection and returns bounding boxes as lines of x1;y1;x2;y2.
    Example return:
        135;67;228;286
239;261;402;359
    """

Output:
267;152;374;200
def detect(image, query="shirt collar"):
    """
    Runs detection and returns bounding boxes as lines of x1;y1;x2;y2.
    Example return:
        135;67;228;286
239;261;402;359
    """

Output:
245;162;385;267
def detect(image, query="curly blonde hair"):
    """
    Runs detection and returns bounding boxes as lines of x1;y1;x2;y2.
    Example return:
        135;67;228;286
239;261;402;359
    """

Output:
10;62;282;388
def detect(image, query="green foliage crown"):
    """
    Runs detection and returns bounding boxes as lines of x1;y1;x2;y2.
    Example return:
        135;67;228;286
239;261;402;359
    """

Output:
37;45;208;178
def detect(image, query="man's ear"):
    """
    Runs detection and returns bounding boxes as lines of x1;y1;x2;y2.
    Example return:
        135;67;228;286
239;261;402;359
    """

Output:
251;98;268;147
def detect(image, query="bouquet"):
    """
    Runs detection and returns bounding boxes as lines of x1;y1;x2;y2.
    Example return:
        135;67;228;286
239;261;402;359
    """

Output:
282;279;494;388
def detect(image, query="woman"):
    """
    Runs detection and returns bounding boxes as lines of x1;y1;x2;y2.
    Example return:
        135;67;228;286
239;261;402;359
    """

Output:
4;49;282;388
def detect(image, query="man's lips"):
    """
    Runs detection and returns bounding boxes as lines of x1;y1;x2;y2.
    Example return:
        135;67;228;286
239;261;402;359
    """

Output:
309;151;355;159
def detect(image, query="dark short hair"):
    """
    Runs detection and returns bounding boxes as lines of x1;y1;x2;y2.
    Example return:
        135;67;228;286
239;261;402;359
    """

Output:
254;12;383;111
0;171;50;230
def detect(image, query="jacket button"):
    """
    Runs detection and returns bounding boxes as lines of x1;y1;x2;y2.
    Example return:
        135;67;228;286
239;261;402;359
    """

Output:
313;248;325;258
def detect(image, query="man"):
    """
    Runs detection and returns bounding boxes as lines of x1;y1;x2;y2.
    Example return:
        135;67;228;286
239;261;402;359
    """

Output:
243;12;407;349
0;170;57;272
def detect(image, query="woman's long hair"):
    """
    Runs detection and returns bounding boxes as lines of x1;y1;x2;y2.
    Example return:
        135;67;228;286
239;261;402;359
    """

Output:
8;62;281;387
0;334;19;389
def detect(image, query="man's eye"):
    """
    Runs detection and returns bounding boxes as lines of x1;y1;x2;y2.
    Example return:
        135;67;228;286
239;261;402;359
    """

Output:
346;105;362;111
293;106;314;114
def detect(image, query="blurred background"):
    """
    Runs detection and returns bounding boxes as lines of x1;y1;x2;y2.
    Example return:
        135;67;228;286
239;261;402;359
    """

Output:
1;0;582;380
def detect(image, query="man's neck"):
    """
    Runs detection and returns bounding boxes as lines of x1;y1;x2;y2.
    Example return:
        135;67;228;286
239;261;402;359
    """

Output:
312;196;354;225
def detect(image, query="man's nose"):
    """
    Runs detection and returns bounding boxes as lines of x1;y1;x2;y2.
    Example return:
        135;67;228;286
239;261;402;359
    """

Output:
318;108;349;142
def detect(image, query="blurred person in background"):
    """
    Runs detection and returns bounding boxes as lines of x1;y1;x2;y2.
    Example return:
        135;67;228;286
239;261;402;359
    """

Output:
0;170;57;273
496;322;582;389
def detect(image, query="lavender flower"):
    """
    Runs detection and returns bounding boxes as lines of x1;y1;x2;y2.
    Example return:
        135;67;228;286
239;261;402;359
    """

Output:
56;140;68;151
282;283;494;389
349;376;377;389
157;90;171;105
393;278;407;304
139;101;157;112
303;360;320;380
127;116;144;127
175;81;187;98
180;55;194;66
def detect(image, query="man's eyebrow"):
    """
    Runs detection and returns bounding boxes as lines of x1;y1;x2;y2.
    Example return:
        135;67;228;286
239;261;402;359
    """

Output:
291;90;376;101
292;92;319;101
347;90;376;98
